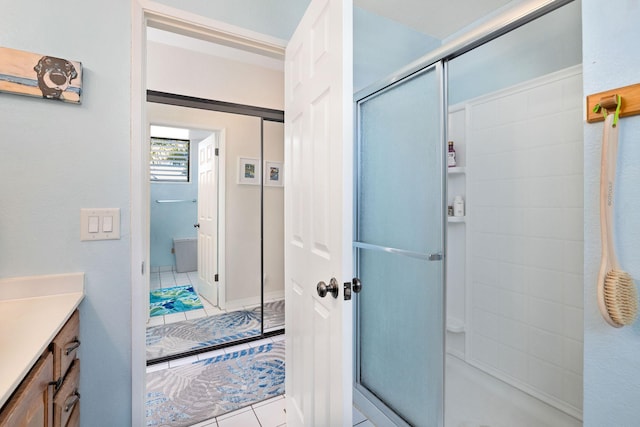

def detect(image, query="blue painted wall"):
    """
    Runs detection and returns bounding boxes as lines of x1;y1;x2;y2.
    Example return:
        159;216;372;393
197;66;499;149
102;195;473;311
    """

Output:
0;1;131;426
449;0;581;105
353;7;441;93
582;2;640;425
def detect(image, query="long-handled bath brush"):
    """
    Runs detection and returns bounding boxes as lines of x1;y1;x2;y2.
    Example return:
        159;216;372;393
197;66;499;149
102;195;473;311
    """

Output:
597;114;638;327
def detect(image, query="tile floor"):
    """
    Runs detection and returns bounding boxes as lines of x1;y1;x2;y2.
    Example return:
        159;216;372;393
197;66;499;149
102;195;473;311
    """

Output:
184;402;374;427
147;267;282;328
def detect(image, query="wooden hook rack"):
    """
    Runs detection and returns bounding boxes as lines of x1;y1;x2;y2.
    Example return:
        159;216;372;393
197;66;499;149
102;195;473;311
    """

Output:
587;82;640;123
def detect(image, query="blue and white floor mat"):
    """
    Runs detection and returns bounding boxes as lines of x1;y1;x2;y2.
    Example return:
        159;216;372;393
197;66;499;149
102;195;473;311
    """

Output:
146;300;284;360
146;340;285;427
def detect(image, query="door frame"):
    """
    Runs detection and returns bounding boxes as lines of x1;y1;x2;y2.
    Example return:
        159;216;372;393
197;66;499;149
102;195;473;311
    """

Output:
131;1;287;424
146;98;228;309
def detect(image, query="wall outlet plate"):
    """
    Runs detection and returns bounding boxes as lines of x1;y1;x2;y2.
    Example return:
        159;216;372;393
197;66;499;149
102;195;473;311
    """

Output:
80;208;121;241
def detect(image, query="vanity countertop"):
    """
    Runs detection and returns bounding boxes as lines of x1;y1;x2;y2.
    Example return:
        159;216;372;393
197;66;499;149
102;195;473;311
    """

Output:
0;273;84;409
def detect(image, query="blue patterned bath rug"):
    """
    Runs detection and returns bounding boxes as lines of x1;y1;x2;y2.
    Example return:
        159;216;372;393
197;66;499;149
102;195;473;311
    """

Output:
150;285;203;317
146;300;284;360
145;340;285;427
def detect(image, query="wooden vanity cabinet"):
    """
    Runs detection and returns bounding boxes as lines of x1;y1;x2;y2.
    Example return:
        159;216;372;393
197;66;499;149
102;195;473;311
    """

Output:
0;352;54;427
0;310;80;427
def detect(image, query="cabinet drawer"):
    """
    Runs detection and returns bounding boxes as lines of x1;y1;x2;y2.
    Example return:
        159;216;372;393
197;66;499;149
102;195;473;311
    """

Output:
52;311;80;384
53;360;79;427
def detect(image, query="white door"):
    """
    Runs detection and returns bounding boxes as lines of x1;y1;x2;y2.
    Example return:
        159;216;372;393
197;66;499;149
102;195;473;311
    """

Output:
197;135;218;306
284;0;353;425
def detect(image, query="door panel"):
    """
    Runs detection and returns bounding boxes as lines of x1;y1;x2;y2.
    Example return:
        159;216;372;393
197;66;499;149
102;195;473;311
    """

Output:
198;136;217;305
285;0;353;425
355;64;445;427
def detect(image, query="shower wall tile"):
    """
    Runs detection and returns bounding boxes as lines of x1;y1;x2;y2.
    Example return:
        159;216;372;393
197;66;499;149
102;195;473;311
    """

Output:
562;273;583;308
562;371;583;409
499;320;528;352
465;68;583;415
563;307;583;341
562;338;583;375
498;344;528;382
528;267;564;303
529;327;564;366
528;356;565;401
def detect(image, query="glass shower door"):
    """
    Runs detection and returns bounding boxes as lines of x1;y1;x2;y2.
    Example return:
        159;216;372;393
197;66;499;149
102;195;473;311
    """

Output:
354;63;445;427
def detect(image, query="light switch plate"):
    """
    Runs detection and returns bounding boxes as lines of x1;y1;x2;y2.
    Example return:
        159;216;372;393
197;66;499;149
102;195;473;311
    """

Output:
80;208;121;241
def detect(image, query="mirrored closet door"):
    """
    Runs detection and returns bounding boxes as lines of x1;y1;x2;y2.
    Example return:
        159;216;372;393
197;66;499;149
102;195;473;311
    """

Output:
145;95;285;364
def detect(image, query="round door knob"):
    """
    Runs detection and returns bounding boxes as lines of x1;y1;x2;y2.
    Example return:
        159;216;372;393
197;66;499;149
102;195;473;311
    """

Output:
317;278;339;298
352;277;362;293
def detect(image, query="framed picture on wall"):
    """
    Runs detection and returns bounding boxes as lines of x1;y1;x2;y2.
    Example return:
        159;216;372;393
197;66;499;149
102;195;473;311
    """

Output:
264;161;284;187
238;157;260;185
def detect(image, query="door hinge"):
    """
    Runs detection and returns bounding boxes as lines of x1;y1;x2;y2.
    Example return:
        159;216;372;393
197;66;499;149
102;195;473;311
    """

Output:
214;274;219;282
141;262;145;275
215;148;219;156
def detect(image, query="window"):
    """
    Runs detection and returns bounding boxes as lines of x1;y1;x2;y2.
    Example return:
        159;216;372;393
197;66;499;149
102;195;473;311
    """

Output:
150;137;190;182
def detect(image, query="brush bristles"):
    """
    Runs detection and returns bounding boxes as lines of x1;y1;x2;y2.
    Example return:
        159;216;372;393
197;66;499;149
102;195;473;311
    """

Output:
604;270;639;326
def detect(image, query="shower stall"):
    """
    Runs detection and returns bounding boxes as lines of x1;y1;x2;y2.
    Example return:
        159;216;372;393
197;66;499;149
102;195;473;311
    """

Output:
353;1;583;426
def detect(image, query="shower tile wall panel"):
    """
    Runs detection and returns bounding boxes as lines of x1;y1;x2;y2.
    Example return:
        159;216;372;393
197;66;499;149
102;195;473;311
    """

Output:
466;68;583;414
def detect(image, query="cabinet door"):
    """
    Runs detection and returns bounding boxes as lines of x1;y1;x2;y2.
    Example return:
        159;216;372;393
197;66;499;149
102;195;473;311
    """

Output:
0;352;54;427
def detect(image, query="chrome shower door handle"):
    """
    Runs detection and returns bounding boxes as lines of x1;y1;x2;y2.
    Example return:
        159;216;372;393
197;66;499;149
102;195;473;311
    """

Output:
428;253;443;261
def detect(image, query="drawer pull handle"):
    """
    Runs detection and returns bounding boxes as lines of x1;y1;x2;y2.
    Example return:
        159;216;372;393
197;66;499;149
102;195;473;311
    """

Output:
49;378;62;390
64;391;80;412
65;339;81;355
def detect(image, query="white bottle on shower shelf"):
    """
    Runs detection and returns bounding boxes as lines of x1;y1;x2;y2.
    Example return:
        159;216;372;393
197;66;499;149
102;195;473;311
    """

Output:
453;195;464;217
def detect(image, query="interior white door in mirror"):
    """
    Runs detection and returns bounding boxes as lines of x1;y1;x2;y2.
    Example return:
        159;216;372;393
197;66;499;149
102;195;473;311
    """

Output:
197;135;218;306
284;0;353;425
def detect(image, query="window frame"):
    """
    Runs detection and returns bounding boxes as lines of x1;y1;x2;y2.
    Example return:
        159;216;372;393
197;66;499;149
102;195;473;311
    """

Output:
149;136;191;183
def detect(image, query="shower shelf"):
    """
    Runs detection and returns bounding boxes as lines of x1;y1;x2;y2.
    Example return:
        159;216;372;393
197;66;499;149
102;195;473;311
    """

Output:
447;166;466;174
448;216;465;223
446;318;465;333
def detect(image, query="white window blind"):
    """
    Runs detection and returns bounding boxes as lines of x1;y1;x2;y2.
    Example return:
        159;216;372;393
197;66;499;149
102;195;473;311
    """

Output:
150;137;190;182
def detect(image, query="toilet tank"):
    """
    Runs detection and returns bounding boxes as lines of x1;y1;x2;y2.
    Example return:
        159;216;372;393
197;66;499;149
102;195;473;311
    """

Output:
173;237;197;273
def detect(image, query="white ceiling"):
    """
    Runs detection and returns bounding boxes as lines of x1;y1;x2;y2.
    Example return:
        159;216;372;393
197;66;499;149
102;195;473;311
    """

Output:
355;0;514;39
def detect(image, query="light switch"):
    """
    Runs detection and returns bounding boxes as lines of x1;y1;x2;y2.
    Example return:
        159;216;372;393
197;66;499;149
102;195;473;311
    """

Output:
88;216;100;233
103;216;113;232
80;208;121;241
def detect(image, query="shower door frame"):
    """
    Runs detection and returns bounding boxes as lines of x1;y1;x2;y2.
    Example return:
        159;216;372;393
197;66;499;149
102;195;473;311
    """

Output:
353;62;448;427
352;1;576;426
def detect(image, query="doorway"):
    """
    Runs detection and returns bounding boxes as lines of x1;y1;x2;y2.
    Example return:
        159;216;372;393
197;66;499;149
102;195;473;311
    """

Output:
142;16;287;369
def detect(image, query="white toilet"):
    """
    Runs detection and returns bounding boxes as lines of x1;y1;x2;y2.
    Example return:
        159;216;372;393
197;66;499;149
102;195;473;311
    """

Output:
173;237;197;273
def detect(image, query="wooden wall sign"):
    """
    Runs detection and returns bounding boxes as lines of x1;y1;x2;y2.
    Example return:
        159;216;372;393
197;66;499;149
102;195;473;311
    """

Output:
0;47;82;104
